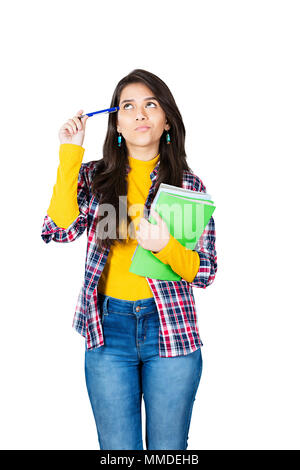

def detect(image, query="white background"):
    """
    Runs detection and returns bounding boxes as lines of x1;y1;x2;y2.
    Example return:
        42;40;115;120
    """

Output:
0;0;299;450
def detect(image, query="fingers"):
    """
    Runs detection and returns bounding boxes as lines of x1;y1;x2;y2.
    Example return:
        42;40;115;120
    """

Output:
82;114;89;124
66;120;77;134
65;110;87;134
64;123;74;135
75;109;89;127
73;116;83;131
60;109;89;137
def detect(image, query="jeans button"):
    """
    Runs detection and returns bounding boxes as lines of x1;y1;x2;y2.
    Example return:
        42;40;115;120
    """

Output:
136;306;141;312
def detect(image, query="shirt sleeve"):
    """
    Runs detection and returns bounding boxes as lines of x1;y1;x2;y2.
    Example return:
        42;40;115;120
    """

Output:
47;143;85;229
151;233;201;283
187;175;217;289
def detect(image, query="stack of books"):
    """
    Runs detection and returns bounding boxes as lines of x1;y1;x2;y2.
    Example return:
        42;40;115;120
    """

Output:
129;182;216;280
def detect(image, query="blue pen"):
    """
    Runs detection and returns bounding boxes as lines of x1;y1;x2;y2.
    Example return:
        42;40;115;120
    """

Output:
78;106;119;118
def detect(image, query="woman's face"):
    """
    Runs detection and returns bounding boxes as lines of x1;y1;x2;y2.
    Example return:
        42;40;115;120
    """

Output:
116;82;170;156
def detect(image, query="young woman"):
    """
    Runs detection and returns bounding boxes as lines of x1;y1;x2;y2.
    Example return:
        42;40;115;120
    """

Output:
41;69;217;450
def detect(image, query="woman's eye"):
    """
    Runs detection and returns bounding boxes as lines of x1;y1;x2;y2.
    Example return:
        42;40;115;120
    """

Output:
123;102;157;109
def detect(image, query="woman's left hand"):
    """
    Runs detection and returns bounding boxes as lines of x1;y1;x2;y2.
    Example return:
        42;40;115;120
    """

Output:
136;208;170;253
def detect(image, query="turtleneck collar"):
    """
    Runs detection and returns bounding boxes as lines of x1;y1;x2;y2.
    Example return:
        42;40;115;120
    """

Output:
128;153;160;168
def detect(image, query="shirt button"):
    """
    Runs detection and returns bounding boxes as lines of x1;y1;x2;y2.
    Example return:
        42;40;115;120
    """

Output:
136;306;141;312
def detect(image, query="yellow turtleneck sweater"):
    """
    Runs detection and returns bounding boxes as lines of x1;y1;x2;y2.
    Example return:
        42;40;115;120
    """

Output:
47;144;200;300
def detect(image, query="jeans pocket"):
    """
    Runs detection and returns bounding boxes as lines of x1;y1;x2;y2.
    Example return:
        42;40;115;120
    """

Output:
101;306;110;326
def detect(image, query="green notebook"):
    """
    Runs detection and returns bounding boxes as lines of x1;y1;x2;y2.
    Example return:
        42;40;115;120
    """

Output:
129;183;216;280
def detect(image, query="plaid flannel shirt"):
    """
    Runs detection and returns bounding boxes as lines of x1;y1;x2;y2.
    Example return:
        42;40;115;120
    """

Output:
41;159;217;357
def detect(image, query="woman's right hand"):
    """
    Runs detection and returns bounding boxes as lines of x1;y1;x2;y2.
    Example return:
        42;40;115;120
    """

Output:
58;109;89;146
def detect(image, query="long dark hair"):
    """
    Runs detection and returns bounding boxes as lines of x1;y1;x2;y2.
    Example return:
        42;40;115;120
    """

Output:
91;68;193;251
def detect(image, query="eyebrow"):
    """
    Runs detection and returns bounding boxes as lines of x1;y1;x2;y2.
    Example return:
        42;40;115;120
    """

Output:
120;96;158;105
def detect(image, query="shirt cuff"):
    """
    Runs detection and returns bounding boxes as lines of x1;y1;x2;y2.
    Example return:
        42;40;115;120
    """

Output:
59;143;85;167
151;234;201;283
151;233;176;263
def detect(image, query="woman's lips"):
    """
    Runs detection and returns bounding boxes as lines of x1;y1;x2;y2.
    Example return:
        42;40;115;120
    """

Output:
135;126;150;131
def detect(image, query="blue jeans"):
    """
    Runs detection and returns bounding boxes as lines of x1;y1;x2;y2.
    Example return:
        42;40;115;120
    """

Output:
84;293;203;450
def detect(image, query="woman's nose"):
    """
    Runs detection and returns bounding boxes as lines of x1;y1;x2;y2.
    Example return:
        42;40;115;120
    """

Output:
135;107;148;119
